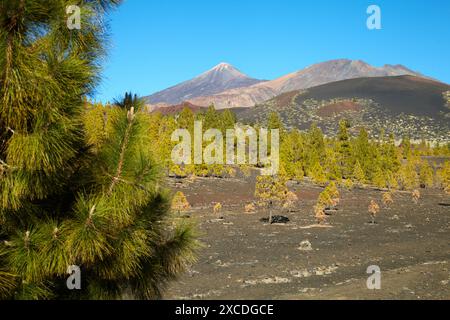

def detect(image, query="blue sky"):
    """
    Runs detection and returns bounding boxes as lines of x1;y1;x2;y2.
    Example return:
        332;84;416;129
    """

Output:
95;0;450;102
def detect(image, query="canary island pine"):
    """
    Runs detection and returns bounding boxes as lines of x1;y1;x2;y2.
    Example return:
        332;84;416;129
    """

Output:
0;0;197;300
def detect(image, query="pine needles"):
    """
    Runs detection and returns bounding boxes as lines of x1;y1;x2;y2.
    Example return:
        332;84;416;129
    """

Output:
0;0;198;300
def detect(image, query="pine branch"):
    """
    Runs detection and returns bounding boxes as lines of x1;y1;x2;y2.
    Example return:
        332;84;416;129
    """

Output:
108;107;135;195
0;159;16;172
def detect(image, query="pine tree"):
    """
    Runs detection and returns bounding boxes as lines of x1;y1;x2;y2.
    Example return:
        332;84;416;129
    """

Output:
398;161;420;190
352;160;366;186
368;200;380;224
419;160;434;188
437;161;450;194
382;192;394;208
283;191;299;212
317;181;340;210
172;192;191;215
401;136;412;159
220;109;236;132
309;161;327;186
0;1;197;299
213;203;223;219
324;146;342;181
385;170;399;190
267;111;284;132
204;104;219;130
114;92;139;111
372;166;387;189
280;129;304;181
337;119;353;178
255;175;288;224
353;128;373;177
412;189;421;204
177;107;195;131
83;102;114;151
305;123;325;172
314;204;326;225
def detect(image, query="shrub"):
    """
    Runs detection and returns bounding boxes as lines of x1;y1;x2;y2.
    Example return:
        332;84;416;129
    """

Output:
382;192;394;208
314;204;326;225
245;203;256;213
368;200;380;224
283;191;299;212
213;203;223;217
255;175;288;224
172;191;191;214
412;189;421;204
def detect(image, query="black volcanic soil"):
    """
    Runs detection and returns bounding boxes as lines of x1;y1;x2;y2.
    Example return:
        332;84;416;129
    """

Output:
165;175;450;300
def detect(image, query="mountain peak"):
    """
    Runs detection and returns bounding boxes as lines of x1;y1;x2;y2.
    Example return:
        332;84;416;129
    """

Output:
144;63;264;105
212;62;234;70
205;62;248;78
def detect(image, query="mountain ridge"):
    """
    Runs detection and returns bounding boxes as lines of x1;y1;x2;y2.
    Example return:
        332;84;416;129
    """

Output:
187;59;428;109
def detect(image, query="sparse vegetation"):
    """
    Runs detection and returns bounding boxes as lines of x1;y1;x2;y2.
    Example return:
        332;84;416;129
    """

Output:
255;175;288;224
317;182;340;211
437;161;450;194
213;203;223;218
412;189;421;204
382;192;394;208
172;191;191;215
283;191;299;212
368;200;380;224
314;204;327;225
245;203;256;214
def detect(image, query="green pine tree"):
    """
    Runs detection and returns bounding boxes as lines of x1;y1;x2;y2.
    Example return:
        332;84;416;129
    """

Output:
204;104;219;130
220;109;237;132
280;129;304;180
398;161;420;191
309;161;327;186
177;106;195;131
255;175;288;224
0;1;197;300
352;160;366;186
337;119;353;178
419;160;434;188
372;165;387;189
305;123;325;173
401;135;412;159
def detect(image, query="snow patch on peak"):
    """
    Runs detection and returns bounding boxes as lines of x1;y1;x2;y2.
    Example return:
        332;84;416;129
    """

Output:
210;62;238;73
215;62;232;68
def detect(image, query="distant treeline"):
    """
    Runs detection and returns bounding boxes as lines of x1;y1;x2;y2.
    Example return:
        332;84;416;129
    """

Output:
84;102;450;193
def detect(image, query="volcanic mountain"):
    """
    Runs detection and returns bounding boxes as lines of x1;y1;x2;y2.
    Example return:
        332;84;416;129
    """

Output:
187;59;426;109
144;63;265;105
234;75;450;140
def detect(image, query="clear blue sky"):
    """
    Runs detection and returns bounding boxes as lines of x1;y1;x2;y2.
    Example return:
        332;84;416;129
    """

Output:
95;0;450;102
